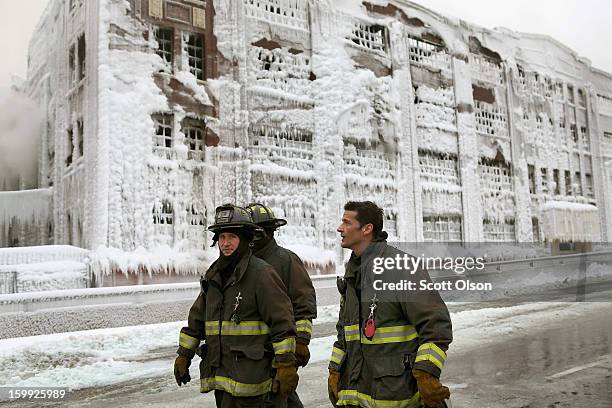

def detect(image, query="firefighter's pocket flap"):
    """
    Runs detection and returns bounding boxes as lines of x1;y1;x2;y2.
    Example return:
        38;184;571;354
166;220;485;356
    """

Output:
371;355;407;378
230;344;265;360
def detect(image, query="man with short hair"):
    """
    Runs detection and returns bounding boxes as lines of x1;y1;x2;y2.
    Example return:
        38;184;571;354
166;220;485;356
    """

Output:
245;203;317;408
174;204;299;408
328;201;453;408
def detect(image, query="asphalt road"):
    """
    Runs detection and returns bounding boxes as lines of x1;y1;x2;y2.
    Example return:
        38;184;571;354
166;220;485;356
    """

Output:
4;299;611;408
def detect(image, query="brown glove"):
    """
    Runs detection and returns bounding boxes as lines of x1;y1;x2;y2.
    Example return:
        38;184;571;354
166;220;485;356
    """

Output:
413;369;450;407
272;363;299;397
328;368;340;407
173;355;191;386
295;339;310;367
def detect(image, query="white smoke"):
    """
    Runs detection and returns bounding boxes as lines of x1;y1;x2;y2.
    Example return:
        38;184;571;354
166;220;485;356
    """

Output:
0;87;42;191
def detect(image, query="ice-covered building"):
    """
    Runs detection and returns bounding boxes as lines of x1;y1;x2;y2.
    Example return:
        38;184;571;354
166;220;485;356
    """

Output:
6;0;612;270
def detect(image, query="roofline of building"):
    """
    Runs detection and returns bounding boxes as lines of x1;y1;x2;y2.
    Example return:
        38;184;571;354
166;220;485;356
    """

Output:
392;0;612;79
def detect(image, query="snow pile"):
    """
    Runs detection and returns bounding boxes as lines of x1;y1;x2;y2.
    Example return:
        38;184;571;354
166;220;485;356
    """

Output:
89;246;214;278
0;321;184;390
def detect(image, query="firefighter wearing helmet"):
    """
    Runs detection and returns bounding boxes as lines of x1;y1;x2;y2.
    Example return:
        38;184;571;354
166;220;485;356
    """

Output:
246;203;317;408
174;204;299;408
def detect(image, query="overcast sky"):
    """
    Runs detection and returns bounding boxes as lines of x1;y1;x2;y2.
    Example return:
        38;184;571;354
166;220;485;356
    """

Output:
0;0;611;90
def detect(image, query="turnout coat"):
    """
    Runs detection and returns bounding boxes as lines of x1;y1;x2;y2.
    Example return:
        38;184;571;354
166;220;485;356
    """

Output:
178;250;297;397
254;238;317;344
329;240;453;408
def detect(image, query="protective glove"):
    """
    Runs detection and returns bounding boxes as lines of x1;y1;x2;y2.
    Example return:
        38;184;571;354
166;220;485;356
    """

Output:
328;368;340;407
413;369;450;407
174;355;191;386
272;362;299;398
295;339;310;367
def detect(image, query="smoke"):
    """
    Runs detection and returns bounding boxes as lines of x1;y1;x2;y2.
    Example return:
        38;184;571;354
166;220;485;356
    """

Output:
0;87;42;191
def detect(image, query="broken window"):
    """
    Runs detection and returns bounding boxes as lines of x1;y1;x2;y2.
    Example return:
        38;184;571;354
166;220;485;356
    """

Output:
152;199;174;225
182;118;205;160
528;164;536;194
419;151;462;223
77;119;83;157
567;84;575;104
479;158;515;227
564;170;572;196
185;32;204;80
350;22;387;54
187;203;206;227
154;26;173;65
479;158;513;192
570;124;578;146
483;219;516;242
66;127;74;167
407;36;451;72
419;151;461;186
553;169;560;195
243;0;309;31
580;126;590;150
423;216;463;242
68;44;76;86
598;95;612;115
249;123;314;171
344;139;395;180
585;174;594;198
384;212;398;239
250;46;313;95
516;65;528;93
532;217;540;242
555;103;566;133
574;172;582;196
544;77;554;99
469;54;504;86
77;34;86;81
540;168;548;194
577;89;586;108
152;113;173;158
554;82;564;101
474;100;509;139
531;72;545;97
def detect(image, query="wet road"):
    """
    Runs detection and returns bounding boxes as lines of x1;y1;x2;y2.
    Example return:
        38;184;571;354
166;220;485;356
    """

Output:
443;304;612;408
3;301;610;408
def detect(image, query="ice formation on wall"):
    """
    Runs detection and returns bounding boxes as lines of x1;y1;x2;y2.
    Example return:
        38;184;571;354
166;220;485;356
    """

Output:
11;0;612;278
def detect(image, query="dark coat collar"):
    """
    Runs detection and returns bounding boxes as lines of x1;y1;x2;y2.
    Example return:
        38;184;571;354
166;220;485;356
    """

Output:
253;237;279;260
206;249;253;289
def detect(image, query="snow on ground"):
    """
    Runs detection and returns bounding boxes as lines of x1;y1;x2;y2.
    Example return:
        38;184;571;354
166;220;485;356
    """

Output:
1;300;611;392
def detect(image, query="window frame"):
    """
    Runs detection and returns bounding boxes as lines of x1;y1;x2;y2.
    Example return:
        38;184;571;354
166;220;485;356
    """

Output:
185;32;205;80
153;26;174;66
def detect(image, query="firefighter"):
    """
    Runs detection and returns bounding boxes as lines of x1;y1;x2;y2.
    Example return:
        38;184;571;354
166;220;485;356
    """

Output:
328;201;453;408
245;203;317;408
174;204;299;408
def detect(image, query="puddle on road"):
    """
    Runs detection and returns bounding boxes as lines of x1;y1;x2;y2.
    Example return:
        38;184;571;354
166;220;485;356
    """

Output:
445;306;612;382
